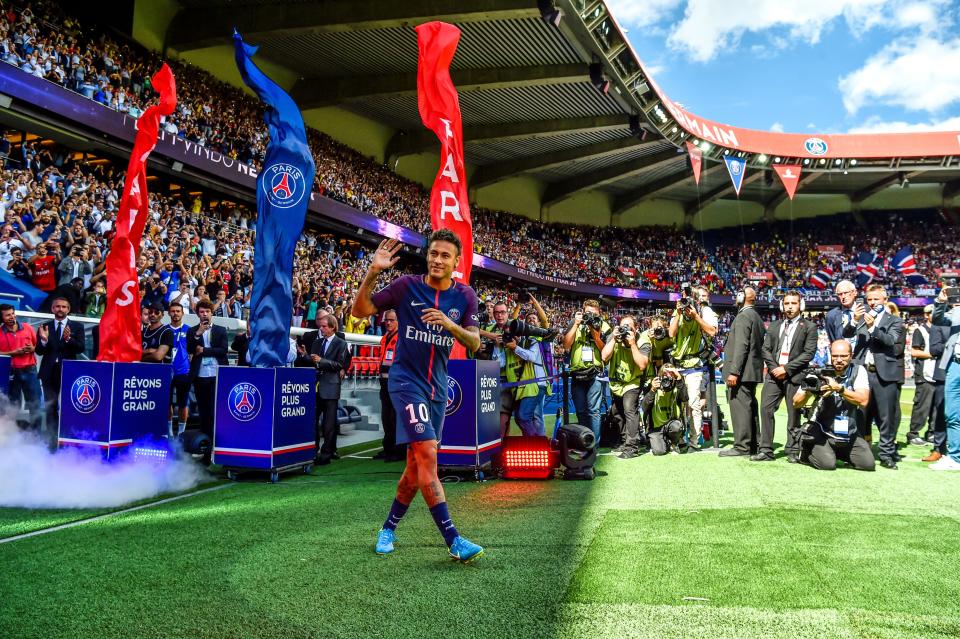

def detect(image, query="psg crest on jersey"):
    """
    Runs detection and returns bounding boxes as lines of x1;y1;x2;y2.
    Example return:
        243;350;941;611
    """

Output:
445;376;463;416
70;376;101;414
227;383;261;421
448;308;461;322
262;163;307;209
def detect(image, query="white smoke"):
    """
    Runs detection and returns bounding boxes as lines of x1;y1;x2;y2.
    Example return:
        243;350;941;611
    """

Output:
0;418;209;509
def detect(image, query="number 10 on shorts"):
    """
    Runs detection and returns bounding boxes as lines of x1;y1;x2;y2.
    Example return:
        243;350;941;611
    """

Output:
405;403;429;424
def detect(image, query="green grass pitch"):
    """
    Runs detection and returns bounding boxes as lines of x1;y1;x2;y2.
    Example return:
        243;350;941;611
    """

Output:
2;386;959;639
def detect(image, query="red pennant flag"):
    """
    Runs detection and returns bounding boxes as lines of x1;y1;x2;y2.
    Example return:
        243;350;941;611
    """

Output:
774;164;802;200
416;22;473;359
98;64;177;362
686;141;703;184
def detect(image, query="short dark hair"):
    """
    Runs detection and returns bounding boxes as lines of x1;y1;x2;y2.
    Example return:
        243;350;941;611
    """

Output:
426;229;461;257
196;299;214;312
783;291;802;303
0;304;14;314
50;296;71;309
168;302;184;312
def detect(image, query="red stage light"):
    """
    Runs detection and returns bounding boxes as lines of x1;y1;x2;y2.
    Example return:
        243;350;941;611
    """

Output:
500;436;556;479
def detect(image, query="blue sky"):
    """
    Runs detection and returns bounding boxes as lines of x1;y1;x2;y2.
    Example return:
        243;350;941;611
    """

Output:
606;0;960;134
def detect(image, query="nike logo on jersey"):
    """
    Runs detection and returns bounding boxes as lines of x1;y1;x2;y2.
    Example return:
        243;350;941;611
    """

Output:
411;301;426;307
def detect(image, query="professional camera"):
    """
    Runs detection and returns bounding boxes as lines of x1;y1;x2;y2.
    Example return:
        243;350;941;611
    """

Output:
503;318;557;344
678;281;696;310
582;311;603;330
613;324;634;343
651;326;667;341
799;366;837;394
657;375;676;392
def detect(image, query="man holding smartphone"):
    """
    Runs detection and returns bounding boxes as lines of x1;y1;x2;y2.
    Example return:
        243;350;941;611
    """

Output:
187;300;228;464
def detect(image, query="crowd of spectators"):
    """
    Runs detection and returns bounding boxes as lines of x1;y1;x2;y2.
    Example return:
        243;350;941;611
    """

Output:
1;0;958;309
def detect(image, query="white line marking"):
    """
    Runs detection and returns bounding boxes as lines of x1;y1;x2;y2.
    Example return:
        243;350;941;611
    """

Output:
0;484;233;545
343;445;383;459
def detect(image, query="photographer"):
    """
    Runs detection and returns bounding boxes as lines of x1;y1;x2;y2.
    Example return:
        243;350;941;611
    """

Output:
641;366;687;456
601;315;650;459
668;285;718;451
505;294;553;436
479;301;515;435
562;299;611;440
792;340;874;471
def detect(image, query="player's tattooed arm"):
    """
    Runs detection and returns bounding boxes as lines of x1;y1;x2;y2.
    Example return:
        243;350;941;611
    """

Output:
353;239;401;318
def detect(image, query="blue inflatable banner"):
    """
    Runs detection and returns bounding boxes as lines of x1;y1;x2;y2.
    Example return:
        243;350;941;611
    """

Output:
234;30;316;368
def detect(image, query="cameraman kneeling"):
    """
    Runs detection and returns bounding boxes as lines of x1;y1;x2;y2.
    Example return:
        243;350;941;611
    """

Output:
792;340;875;471
641;367;687;455
601;315;650;458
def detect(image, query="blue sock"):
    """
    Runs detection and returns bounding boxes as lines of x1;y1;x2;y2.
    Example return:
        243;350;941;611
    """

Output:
383;498;410;531
429;502;459;547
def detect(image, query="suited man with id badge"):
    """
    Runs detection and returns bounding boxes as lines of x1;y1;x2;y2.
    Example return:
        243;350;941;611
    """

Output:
792;340;875;471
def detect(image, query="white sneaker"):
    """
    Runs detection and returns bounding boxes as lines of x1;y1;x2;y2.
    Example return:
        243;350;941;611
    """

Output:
929;456;960;471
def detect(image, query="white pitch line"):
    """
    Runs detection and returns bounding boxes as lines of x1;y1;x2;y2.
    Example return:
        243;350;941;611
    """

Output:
0;483;234;545
343;445;383;459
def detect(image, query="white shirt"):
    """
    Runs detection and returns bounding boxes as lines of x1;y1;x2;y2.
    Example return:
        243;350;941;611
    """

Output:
864;308;885;367
778;318;798;366
197;327;217;378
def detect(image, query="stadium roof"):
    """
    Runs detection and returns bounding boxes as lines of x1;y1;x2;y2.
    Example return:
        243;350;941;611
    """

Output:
163;0;960;225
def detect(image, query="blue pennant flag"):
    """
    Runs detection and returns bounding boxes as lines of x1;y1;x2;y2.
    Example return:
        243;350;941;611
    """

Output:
723;155;747;196
234;31;316;368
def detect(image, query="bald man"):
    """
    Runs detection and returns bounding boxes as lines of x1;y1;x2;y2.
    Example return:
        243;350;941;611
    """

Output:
720;286;766;457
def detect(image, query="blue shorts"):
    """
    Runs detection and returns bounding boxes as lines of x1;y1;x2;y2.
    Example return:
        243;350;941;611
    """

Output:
391;388;447;444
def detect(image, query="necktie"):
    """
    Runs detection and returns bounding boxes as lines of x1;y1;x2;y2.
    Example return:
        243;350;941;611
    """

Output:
778;320;795;365
321;337;329;357
57;321;63;339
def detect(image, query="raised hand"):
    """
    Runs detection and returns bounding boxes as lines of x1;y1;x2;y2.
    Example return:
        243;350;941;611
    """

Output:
62;324;71;342
37;324;49;342
371;239;402;273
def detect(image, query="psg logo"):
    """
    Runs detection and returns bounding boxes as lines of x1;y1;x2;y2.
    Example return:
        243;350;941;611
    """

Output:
227;383;261;422
448;308;461;322
729;161;742;175
70;376;101;414
262;163;307;209
445;377;463;417
804;137;828;156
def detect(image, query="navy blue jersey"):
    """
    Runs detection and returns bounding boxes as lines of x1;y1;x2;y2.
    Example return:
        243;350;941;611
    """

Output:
371;274;478;400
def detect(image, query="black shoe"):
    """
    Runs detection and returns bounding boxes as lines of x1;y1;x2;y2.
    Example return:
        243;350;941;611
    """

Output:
617;449;638;459
372;451;387;460
719;449;749;457
893;453;904;462
880;459;898;470
786;453;800;464
749;453;774;462
316;456;332;466
332;452;341;460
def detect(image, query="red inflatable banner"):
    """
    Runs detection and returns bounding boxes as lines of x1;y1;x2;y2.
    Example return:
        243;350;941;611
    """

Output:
98;64;177;363
415;21;473;284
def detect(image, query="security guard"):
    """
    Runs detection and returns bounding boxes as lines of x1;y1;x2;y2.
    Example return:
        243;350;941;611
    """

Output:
562;299;612;441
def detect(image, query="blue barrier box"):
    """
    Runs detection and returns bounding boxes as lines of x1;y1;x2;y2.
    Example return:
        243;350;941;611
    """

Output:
437;359;502;476
58;360;173;459
213;366;316;480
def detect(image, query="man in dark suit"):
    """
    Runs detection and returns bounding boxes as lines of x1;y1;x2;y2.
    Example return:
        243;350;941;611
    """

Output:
297;307;346;361
36;296;85;431
756;291;817;462
311;314;351;465
720;286;766;457
922;319;950;463
853;284;904;468
825;279;859;345
187;299;229;463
